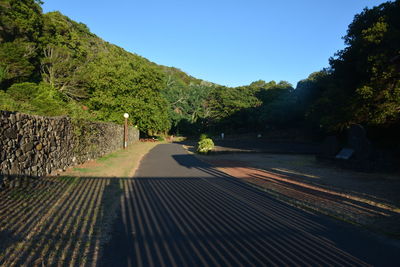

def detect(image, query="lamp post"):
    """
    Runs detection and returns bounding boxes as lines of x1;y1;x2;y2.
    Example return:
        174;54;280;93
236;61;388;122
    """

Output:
123;113;129;149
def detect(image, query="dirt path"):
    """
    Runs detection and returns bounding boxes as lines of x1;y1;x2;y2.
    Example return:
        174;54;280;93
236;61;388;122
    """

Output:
196;152;400;238
0;141;159;266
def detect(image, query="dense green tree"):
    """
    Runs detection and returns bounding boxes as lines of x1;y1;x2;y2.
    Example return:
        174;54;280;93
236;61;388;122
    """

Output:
294;70;335;129
0;0;43;89
0;0;43;43
86;46;171;134
295;70;331;110
207;85;260;122
256;81;297;127
0;40;37;88
0;2;175;134
324;0;400;130
1;82;69;116
162;81;212;125
3;0;398;141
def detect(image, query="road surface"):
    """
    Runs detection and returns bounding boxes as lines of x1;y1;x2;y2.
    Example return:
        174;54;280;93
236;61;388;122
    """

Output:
101;143;399;266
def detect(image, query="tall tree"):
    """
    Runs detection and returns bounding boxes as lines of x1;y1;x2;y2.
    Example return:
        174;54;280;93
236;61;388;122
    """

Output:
325;0;400;129
0;0;43;89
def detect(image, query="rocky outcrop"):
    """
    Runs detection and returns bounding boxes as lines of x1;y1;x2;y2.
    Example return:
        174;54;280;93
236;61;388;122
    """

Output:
0;111;139;186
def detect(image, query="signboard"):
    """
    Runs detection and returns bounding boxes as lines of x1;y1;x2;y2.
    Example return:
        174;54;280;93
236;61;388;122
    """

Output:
335;148;354;160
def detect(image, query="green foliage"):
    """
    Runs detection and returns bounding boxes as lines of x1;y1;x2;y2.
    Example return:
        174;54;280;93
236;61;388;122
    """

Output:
0;90;16;110
0;0;44;43
0;82;93;118
40;45;87;100
2;0;398;143
41;11;93;53
197;138;214;154
29;83;66;115
86;48;171;134
156;136;165;141
0;40;37;88
6;82;39;101
207;85;260;122
0;0;43;89
323;1;400;129
2;82;65;115
199;133;208;140
0;0;300;135
161;74;213;133
199;80;298;132
0;1;174;134
255;81;297;127
295;70;331;109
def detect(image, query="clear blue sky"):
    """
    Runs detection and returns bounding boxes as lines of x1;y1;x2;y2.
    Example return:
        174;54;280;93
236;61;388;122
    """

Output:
42;0;390;87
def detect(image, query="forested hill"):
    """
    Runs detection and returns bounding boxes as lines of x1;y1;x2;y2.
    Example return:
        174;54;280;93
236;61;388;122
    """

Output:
1;0;399;143
0;0;214;135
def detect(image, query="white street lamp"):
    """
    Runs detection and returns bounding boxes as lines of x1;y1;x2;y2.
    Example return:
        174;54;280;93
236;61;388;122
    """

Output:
123;113;129;149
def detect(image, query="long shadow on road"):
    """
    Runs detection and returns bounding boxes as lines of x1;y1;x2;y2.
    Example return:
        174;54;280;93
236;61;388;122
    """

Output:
1;143;398;266
0;175;124;266
100;144;400;267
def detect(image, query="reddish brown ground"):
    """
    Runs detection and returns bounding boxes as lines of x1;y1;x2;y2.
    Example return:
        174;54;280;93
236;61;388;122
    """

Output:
196;153;400;238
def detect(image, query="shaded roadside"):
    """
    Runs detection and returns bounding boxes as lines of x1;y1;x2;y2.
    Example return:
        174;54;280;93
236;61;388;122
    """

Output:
196;152;400;239
214;139;319;154
101;143;400;266
0;142;160;266
0;175;124;266
178;138;319;154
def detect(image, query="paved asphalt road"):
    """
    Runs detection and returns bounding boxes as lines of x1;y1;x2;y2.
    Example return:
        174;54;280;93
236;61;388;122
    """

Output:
101;143;399;266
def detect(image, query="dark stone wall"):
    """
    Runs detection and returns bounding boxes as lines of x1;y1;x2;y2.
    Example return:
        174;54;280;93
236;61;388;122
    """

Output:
0;111;139;186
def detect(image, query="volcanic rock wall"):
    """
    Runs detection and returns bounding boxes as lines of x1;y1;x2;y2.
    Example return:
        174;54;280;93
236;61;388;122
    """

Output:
0;111;139;186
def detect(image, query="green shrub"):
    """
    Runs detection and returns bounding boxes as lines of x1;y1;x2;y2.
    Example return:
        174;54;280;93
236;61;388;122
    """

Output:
156;136;165;141
1;82;94;118
0;91;18;111
199;133;208;140
6;82;40;102
197;138;214;154
3;82;66;116
29;83;66;116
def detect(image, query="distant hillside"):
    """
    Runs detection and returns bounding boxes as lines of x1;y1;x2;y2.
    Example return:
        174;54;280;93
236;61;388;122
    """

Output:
0;0;213;134
1;0;399;142
0;0;299;137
